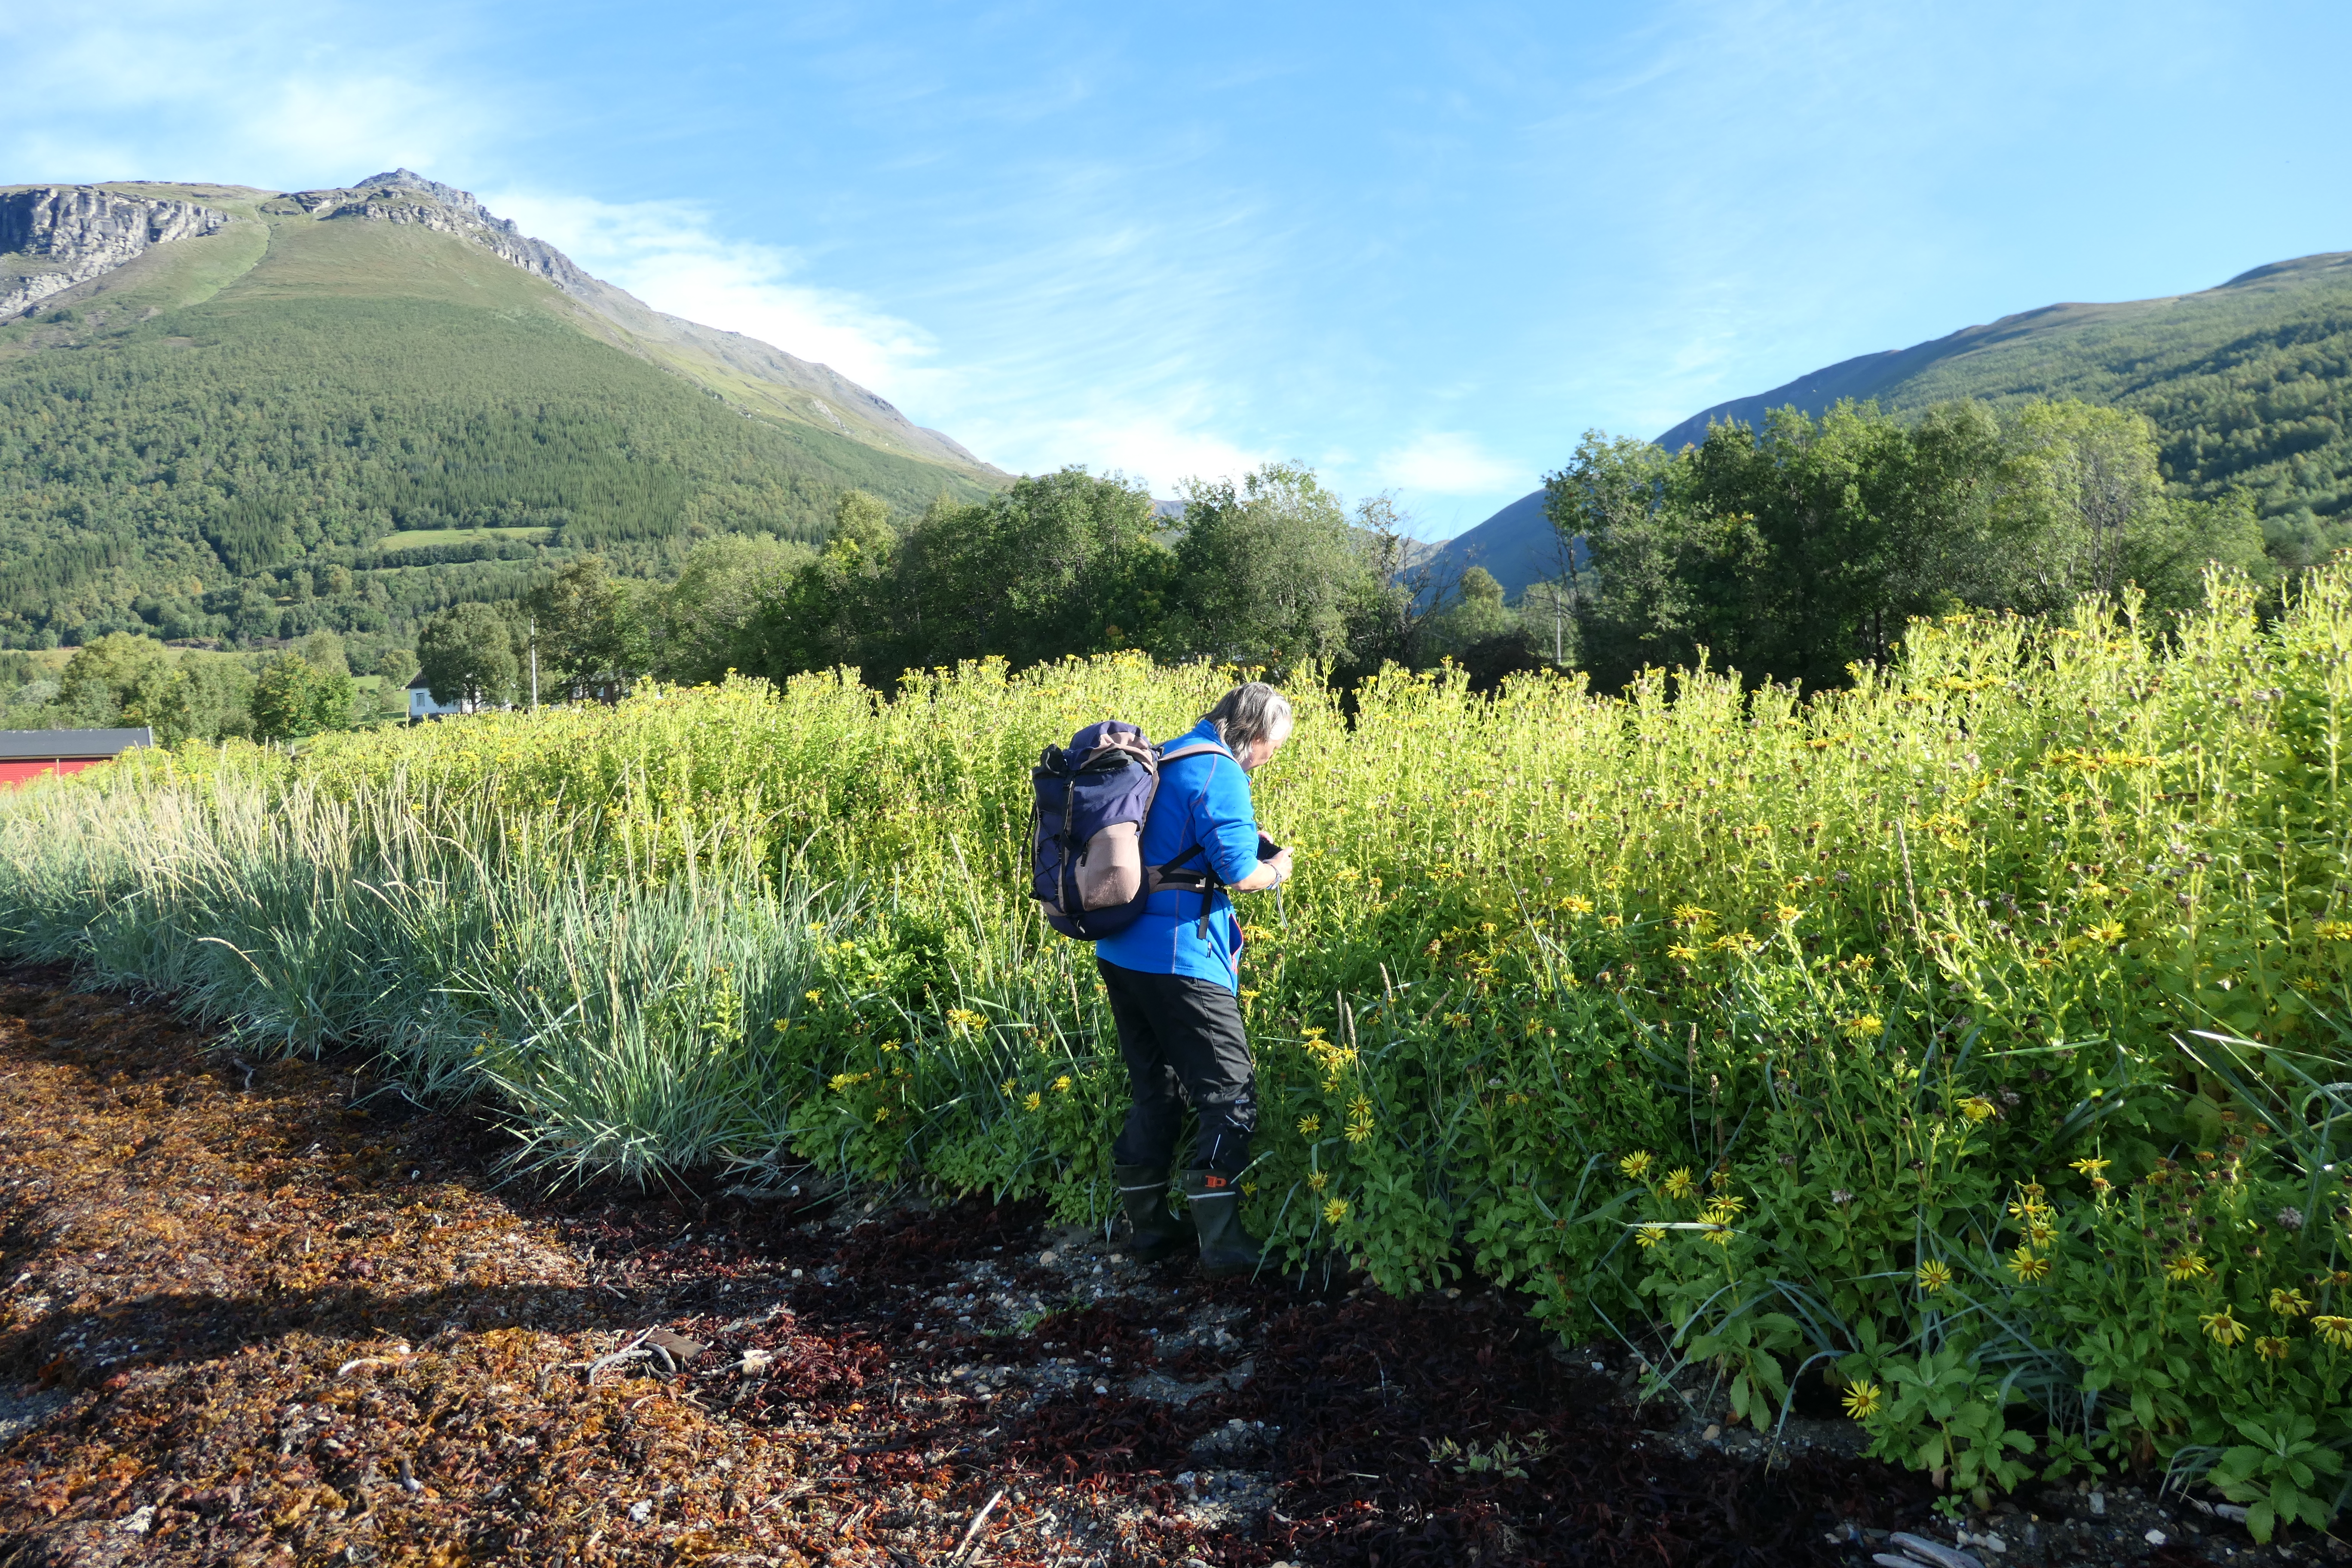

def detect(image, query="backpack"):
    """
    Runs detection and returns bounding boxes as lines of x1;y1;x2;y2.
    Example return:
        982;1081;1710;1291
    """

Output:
1029;720;1232;940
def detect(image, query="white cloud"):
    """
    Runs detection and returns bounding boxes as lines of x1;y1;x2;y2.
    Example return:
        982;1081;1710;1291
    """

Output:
1375;432;1526;496
0;3;496;189
486;190;943;404
953;401;1272;499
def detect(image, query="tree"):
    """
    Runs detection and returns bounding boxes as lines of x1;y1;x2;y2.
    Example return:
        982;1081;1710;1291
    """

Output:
1157;463;1370;678
416;602;521;710
740;490;901;682
60;634;168;729
1334;492;1455;683
1997;401;2264;612
651;537;805;687
250;652;355;740
375;646;419;689
888;469;1167;672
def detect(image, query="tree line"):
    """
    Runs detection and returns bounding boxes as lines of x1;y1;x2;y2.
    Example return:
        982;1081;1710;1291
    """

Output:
1549;397;2268;692
412;466;1529;709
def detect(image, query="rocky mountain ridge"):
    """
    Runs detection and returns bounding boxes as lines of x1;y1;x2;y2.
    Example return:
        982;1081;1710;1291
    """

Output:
0;186;229;319
0;169;994;475
277;170;993;472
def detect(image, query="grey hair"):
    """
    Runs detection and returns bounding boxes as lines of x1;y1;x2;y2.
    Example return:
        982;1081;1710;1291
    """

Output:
1201;682;1293;755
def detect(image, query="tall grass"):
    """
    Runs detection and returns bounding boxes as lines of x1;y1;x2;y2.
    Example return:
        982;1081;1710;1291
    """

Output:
6;563;2352;1519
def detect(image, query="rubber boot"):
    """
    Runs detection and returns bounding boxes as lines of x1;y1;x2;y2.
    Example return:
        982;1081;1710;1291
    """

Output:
1180;1168;1262;1278
1114;1164;1193;1263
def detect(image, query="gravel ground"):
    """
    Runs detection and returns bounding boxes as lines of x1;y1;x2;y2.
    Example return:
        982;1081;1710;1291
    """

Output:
3;966;2346;1567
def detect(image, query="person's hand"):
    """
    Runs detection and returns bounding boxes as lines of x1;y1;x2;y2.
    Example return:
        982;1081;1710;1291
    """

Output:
1269;847;1294;886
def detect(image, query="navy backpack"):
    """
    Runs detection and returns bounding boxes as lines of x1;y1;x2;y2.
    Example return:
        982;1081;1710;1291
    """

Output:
1029;720;1231;940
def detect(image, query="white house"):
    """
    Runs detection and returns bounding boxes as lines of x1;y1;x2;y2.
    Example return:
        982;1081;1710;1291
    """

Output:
406;675;472;721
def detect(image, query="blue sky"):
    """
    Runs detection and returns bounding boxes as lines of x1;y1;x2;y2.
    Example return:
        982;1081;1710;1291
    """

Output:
6;1;2348;538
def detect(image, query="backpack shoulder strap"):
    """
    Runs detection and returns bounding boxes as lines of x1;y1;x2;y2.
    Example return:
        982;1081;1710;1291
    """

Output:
1148;738;1238;939
1155;739;1234;765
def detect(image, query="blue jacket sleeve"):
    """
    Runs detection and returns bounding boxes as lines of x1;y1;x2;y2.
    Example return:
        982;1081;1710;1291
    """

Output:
1188;755;1262;886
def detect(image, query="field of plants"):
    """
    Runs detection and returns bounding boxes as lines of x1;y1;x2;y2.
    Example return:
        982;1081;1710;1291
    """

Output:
4;561;2351;1534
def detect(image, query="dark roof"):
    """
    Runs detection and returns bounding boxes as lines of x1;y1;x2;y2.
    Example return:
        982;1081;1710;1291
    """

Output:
0;727;155;760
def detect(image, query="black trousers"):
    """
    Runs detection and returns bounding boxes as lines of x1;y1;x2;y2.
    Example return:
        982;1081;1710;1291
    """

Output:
1098;958;1257;1175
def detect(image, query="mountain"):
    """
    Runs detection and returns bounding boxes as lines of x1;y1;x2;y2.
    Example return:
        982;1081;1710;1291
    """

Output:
0;171;1001;648
1426;248;2352;600
1658;251;2352;562
1416;490;1569;600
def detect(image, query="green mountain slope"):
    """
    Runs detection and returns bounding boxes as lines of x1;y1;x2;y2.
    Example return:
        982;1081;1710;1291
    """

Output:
0;174;999;648
1656;251;2352;564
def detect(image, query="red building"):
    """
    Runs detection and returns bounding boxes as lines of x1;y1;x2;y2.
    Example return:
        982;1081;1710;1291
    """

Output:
0;728;155;787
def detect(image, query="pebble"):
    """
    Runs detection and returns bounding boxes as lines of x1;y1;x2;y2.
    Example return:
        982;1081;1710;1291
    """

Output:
2145;1528;2168;1547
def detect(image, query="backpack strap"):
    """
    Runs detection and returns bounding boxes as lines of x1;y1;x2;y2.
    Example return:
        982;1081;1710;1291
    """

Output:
1148;738;1239;937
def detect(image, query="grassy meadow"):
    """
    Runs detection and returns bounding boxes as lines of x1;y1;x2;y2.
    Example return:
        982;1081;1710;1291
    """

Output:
5;562;2352;1526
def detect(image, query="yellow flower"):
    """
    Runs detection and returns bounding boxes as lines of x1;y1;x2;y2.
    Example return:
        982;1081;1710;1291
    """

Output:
2270;1287;2311;1319
2007;1246;2050;1283
1600;914;1623;928
2027;1220;2057;1248
1840;1380;1883;1419
1323;1198;1350;1225
1022;1091;1042;1112
1916;1260;1954;1293
2311;1315;2352;1350
1298;1114;1322;1138
1958;1096;1996;1123
1562;894;1595;915
1775;904;1802;924
1052;1074;1073;1094
2255;1335;2292;1363
2317;920;2352;941
1672;903;1716;931
1307;1170;1329;1192
1703;1226;1736;1247
804;989;824;1004
1666;943;1702;962
1634;1225;1666;1249
1619;1151;1654;1180
2200;1308;2246;1347
1841;1014;1884;1040
873;1105;891;1123
1660;1167;1696;1200
2165;1253;2210;1283
1000;1079;1016;1096
1701;1194;1746;1223
946;1006;988;1031
2069;1156;2111;1178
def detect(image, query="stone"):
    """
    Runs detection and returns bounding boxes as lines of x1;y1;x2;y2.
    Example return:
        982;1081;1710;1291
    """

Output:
0;187;230;319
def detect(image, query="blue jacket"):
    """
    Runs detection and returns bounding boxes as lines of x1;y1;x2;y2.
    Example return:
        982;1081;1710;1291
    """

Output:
1093;720;1263;989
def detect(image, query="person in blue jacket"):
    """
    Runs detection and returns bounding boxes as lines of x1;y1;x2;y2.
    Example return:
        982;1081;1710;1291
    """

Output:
1095;681;1295;1275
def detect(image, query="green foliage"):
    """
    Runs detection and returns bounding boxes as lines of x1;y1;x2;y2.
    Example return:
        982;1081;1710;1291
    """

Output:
1661;255;2352;563
1553;398;2270;692
416;602;521;710
250;651;355;741
1158;463;1369;680
9;559;2352;1516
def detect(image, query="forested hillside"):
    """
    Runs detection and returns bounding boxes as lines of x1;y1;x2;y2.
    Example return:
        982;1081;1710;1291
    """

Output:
0;179;997;649
1657;251;2352;564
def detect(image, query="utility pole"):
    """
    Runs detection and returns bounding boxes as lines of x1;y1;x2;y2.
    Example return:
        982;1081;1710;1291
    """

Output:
529;616;539;713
